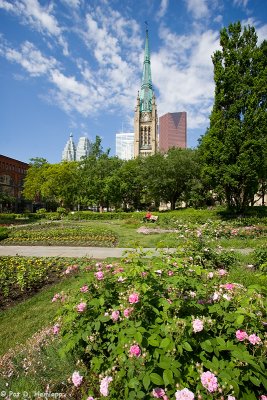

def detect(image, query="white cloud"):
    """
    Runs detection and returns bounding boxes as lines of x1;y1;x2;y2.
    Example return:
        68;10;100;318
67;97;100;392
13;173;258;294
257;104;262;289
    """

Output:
0;0;68;55
233;0;249;8
0;0;14;11
185;0;209;20
1;41;58;76
153;26;219;129
60;0;81;8
156;0;169;20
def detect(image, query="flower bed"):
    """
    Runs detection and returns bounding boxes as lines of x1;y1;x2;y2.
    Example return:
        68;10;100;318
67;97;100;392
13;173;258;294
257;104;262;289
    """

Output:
1;225;118;247
0;256;72;306
56;245;267;399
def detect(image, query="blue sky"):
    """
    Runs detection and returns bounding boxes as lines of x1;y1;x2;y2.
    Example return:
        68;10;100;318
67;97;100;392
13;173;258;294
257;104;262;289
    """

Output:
0;0;266;163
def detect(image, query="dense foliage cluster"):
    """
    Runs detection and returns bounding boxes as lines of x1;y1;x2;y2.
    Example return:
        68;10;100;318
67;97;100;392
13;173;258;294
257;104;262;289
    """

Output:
56;244;267;399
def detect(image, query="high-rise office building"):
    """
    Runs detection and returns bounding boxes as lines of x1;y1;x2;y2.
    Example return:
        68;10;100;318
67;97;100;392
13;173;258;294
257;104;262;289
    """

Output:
134;29;158;157
62;133;76;161
116;133;134;160
159;112;187;152
76;136;91;161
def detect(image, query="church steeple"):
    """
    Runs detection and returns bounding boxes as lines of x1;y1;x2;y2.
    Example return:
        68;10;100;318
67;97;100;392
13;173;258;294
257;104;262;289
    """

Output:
134;26;158;158
140;28;153;113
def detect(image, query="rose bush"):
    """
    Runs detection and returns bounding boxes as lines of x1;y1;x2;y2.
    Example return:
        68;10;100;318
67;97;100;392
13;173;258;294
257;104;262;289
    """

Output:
57;244;267;399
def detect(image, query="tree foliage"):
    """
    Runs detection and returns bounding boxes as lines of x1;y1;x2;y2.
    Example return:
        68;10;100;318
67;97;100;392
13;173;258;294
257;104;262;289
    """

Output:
200;22;267;211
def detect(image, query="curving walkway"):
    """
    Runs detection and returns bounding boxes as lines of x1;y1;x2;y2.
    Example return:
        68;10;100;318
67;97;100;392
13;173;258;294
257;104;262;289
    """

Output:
0;246;177;259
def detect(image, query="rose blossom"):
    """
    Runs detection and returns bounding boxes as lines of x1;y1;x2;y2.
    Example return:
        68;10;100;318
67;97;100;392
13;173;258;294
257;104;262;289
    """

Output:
80;285;88;292
207;272;214;279
129;344;141;357
52;293;61;302
248;334;261;345
129;293;139;304
168;270;174;276
100;376;113;397
152;387;166;398
175;388;195;400
76;302;87;312
123;308;133;318
218;269;228;276
53;324;60;335
235;330;248;341
95;271;104;280
224;283;235;290
111;310;120;322
260;396;267;400
87;397;95;400
72;371;83;387
192;319;204;333
227;396;236;400
200;371;218;392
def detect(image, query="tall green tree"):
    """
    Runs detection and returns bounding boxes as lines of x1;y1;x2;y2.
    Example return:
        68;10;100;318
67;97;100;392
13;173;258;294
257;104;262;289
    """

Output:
145;148;199;210
200;22;267;211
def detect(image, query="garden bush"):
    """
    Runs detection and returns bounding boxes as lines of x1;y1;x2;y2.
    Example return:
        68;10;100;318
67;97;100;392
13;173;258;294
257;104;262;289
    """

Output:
56;244;267;399
0;227;8;241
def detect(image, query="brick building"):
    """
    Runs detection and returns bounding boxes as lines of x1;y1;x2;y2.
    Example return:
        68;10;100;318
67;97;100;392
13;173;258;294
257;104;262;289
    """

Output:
159;112;187;152
0;155;29;212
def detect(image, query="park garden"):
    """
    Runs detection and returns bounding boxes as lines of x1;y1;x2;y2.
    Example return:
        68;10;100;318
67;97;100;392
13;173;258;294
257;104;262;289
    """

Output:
0;21;266;400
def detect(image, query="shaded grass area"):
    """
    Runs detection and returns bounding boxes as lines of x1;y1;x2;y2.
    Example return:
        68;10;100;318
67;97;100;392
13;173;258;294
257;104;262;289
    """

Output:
0;269;87;356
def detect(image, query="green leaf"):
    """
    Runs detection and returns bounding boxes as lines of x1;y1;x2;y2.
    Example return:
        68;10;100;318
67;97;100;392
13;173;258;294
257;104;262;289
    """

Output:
182;341;193;351
148;336;159;347
143;374;150;390
134;331;142;344
249;375;261;387
160;337;171;348
99;297;105;306
163;369;173;385
236;314;244;325
201;340;213;352
150;373;164;385
128;377;139;388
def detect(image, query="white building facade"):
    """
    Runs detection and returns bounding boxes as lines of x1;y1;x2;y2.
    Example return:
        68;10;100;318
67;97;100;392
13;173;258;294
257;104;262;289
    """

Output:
116;133;134;160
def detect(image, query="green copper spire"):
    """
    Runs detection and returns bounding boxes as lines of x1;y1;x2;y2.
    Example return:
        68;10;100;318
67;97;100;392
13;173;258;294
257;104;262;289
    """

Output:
140;28;153;112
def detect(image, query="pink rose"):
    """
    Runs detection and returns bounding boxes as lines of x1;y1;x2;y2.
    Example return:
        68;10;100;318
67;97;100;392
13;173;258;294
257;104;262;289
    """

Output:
53;324;60;335
129;344;141;357
248;334;261;345
224;283;235;290
200;371;218;393
80;285;88;292
235;330;248;341
129;293;139;304
76;302;87;312
123;308;133;318
192;319;204;333
168;270;174;276
227;396;236;400
100;376;113;397
95;271;104;280
175;388;195;400
72;371;83;387
52;293;61;302
111;310;120;322
218;269;228;276
260;396;267;400
152;388;166;398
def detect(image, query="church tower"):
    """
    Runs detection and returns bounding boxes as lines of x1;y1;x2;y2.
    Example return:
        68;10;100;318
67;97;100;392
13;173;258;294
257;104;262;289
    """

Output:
134;28;158;157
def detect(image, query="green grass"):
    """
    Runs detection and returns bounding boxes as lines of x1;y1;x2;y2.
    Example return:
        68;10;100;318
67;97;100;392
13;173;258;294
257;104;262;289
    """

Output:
0;270;87;356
